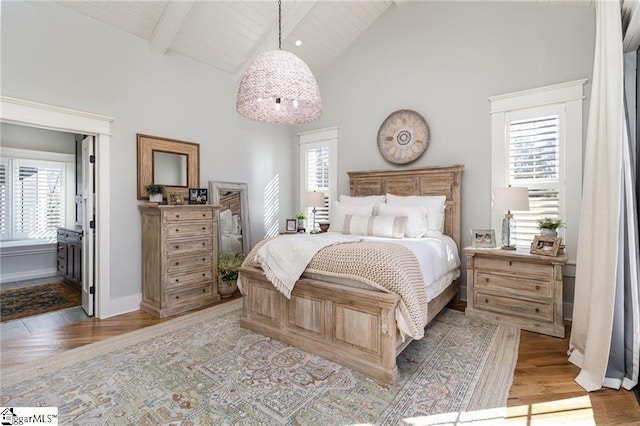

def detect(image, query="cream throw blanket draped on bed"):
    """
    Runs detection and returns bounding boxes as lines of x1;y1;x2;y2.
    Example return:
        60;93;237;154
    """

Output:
255;233;362;298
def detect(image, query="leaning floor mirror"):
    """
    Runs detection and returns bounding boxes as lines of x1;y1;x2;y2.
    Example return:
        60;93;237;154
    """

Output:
209;181;251;257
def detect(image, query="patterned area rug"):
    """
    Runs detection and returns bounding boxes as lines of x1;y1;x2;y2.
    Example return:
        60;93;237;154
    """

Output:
0;282;81;322
1;298;520;425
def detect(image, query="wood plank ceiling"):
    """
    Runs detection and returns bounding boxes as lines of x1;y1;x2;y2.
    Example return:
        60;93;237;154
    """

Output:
56;1;395;77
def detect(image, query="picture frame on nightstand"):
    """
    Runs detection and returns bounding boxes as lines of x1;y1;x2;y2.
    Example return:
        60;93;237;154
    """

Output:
470;229;496;248
530;235;562;256
285;219;297;233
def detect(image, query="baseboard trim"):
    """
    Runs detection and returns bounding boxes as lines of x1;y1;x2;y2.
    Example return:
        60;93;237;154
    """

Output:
97;293;141;319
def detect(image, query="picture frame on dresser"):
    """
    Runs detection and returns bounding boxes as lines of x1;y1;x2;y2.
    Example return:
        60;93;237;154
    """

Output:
471;229;496;248
530;235;561;256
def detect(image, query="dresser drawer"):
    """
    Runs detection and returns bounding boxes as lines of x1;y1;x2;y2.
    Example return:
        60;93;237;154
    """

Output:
164;209;213;222
167;253;213;273
167;268;213;290
167;283;214;306
166;221;214;238
475;256;553;279
475;291;554;323
167;237;213;256
475;272;552;298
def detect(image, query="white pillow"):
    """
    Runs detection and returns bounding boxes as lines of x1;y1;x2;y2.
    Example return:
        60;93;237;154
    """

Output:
329;201;374;232
376;203;428;238
220;209;232;236
339;194;386;205
386;194;446;237
343;214;407;239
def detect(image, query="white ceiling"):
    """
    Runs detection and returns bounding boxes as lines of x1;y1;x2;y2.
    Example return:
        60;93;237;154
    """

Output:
56;1;396;78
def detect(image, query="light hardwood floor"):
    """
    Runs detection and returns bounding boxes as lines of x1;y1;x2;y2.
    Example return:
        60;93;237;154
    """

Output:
1;296;638;425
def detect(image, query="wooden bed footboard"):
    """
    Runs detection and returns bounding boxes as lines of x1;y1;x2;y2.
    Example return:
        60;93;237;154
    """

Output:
239;265;402;382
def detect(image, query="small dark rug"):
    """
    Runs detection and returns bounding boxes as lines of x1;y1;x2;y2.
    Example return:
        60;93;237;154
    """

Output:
0;282;81;322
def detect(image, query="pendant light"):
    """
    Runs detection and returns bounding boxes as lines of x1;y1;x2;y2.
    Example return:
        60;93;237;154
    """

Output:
236;0;322;125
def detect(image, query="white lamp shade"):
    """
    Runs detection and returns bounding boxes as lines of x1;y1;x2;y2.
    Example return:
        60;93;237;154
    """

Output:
306;191;325;208
492;186;530;211
236;50;322;125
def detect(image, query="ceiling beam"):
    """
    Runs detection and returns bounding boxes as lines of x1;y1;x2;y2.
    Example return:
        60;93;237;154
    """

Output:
234;0;317;78
149;1;194;54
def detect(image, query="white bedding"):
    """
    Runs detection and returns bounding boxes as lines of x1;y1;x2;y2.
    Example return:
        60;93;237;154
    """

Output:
220;233;243;254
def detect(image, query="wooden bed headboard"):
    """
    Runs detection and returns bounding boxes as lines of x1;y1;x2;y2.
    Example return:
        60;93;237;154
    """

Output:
347;165;464;248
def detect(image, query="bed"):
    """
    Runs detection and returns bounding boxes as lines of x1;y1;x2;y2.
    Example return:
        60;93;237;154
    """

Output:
238;165;463;382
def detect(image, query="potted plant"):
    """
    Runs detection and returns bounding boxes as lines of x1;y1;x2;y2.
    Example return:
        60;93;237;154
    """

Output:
295;211;307;232
145;183;166;203
537;217;565;237
217;252;243;298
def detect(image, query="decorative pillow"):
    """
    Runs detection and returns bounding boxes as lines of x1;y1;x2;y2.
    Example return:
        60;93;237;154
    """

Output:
220;209;232;236
339;194;386;205
329;201;375;232
376;203;428;238
343;214;407;239
386;194;446;237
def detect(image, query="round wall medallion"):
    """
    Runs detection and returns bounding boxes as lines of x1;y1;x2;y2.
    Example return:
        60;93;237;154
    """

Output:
377;109;430;164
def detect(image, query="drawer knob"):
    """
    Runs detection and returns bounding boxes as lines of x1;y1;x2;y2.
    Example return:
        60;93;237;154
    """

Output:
485;277;489;283
202;242;205;246
485;298;489;303
202;214;206;217
176;214;180;218
535;308;539;313
175;279;179;282
202;288;206;292
202;273;206;277
509;261;512;266
175;245;179;249
535;285;540;290
176;296;180;299
202;227;206;230
175;228;179;232
202;258;206;261
175;262;179;266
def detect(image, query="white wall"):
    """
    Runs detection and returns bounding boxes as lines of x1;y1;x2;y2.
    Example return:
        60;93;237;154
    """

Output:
295;1;595;305
1;2;294;304
1;123;76;153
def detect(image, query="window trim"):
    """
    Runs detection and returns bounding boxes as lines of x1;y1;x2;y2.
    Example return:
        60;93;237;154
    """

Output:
490;79;586;266
298;127;338;224
0;147;74;244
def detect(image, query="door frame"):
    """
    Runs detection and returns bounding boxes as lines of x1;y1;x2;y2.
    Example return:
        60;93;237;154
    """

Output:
0;96;113;318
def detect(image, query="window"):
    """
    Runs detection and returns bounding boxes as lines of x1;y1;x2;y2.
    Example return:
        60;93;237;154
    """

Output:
0;148;74;242
490;80;585;261
299;127;338;232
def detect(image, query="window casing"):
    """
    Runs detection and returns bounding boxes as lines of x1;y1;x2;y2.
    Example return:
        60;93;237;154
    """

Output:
299;127;338;232
490;80;585;263
0;148;74;243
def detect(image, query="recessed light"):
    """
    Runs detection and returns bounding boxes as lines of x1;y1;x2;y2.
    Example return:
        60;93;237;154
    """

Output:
295;40;302;47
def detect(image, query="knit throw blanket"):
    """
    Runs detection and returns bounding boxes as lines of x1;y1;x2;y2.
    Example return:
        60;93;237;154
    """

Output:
255;233;362;299
244;237;430;340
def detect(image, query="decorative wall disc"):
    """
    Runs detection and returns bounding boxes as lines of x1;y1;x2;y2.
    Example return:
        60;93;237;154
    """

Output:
377;109;430;164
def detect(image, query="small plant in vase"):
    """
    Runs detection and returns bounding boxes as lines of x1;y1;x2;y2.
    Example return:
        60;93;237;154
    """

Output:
217;252;244;298
537;217;565;237
145;183;166;203
295;211;307;232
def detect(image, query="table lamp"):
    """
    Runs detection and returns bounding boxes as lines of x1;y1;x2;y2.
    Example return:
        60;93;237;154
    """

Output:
306;191;325;234
492;186;530;250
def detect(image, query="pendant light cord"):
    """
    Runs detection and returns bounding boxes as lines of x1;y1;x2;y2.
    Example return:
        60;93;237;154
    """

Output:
278;0;282;50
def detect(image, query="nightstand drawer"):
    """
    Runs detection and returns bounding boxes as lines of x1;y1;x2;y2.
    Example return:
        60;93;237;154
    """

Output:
167;284;214;306
166;221;214;238
475;257;553;279
164;209;213;222
475;292;553;323
475;272;552;298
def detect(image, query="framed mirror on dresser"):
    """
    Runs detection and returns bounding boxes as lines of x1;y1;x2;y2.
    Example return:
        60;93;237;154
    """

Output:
209;181;251;257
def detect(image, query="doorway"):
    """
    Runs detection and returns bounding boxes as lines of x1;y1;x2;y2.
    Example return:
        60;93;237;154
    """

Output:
0;96;113;319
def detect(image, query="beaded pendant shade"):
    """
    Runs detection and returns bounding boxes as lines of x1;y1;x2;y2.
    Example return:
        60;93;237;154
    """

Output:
236;1;322;125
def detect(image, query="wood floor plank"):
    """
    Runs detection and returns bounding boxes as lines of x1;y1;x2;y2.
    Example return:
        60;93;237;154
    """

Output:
1;296;638;424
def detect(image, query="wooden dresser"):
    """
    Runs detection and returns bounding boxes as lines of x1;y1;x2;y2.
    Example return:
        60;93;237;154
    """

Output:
139;205;220;317
464;247;567;338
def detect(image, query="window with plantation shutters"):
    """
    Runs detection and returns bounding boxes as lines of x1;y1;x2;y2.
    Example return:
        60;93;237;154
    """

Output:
0;151;72;242
299;128;338;233
490;80;585;263
508;114;562;248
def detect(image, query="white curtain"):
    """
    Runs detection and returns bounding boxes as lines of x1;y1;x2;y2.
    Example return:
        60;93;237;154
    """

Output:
569;0;640;392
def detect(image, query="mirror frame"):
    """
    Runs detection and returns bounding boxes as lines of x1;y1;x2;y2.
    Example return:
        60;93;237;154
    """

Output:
209;181;251;257
136;133;199;200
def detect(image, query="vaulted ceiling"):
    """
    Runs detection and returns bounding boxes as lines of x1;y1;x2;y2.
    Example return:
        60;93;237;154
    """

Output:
56;1;397;78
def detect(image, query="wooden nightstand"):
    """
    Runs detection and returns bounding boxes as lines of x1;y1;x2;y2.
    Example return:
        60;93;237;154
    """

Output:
464;247;567;338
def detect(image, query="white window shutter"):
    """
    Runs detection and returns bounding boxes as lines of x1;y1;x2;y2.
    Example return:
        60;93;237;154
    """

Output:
0;161;8;240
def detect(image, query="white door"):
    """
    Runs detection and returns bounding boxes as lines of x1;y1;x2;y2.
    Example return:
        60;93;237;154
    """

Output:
81;136;95;316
